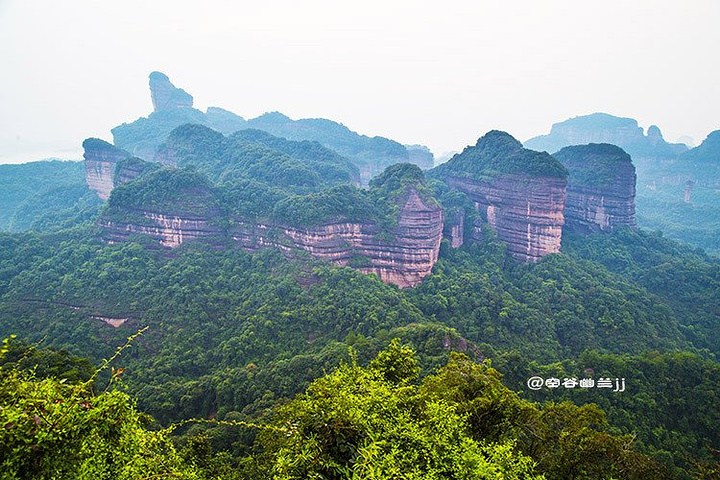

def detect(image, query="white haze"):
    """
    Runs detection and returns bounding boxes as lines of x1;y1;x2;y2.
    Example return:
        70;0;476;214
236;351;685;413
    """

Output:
0;0;718;163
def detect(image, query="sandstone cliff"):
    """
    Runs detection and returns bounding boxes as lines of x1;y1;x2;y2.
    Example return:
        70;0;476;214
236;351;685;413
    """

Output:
231;189;443;288
432;131;568;262
100;168;222;247
83;138;131;200
100;166;444;288
554;144;637;233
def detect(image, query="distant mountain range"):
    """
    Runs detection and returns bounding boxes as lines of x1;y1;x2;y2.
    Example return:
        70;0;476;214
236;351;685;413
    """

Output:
526;112;720;254
111;72;433;184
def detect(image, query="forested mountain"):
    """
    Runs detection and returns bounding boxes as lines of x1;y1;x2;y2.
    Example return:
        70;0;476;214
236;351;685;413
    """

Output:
1;218;719;476
0;160;101;232
2;96;719;477
111;72;433;183
526;113;720;255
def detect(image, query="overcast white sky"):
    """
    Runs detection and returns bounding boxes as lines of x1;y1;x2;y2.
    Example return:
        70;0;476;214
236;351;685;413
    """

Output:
1;0;718;163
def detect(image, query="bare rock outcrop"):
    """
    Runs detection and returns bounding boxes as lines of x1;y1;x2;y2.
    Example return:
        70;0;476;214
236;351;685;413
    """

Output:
432;131;568;262
83;138;131;200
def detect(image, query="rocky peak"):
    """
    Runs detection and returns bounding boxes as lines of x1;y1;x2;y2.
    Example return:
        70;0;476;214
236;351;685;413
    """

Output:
647;125;665;146
149;71;193;112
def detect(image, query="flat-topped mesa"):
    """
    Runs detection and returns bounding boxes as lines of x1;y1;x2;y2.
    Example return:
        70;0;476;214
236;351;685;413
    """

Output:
554;144;637;233
83;138;131;200
525;113;688;162
149;71;193;112
433;131;568;262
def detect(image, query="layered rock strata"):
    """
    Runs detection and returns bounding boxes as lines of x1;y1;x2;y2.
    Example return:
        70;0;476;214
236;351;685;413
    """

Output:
446;175;566;261
432;131;568;262
554;144;637;233
230;190;443;288
101;211;222;248
101;187;443;288
149;71;193;111
83;139;131;200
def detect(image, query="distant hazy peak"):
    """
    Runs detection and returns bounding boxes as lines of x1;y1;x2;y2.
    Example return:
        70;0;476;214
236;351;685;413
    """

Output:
148;71;193;112
525;112;687;160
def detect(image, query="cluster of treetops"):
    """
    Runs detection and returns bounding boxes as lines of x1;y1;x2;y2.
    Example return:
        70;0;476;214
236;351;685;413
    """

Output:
1;122;719;477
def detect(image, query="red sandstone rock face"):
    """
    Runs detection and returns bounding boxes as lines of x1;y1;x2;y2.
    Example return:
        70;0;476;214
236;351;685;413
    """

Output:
555;144;637;233
83;140;131;200
85;161;115;201
231;190;443;288
564;183;636;233
102;211;222;247
446;175;566;262
101;190;444;288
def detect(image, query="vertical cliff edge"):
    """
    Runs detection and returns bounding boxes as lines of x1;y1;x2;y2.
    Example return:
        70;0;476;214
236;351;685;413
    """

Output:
432;131;568;262
554;143;637;233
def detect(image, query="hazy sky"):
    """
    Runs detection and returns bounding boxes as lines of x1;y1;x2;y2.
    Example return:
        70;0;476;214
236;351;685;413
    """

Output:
1;0;718;163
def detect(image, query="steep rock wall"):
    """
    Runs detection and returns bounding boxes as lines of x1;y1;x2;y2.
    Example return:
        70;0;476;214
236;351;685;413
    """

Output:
231;190;443;288
101;190;443;288
554;144;637;233
446;175;566;262
83;139;131;200
101;211;222;247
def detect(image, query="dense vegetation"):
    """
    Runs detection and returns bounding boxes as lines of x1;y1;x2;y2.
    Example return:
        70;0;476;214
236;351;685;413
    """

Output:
1;219;719;476
433;130;568;181
105;127;435;233
554;143;634;188
1;336;672;479
0;160;98;232
157;123;360;189
246;112;410;178
3;109;719;477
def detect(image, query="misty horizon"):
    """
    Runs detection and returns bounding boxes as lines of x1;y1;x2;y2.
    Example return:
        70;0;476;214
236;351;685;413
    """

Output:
1;0;718;164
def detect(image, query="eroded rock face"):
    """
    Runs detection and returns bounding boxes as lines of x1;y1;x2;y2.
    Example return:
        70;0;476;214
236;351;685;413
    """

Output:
446;175;566;261
101;188;443;288
432;131;568;262
554;144;637;233
444;209;465;248
83;139;131;200
102;211;222;247
149;71;193;111
231;190;443;288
